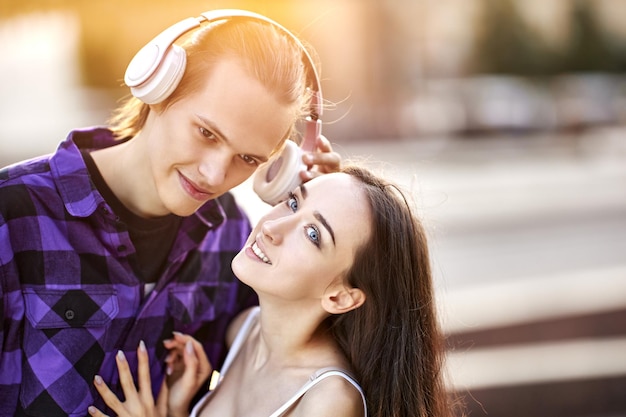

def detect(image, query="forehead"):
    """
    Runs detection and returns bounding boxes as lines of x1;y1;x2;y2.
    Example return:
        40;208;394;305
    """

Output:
187;58;298;155
306;173;372;242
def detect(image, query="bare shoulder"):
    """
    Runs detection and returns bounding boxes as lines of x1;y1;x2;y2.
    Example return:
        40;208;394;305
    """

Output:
291;375;366;417
225;306;257;347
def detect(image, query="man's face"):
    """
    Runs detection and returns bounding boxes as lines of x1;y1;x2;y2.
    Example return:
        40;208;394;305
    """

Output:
145;58;296;217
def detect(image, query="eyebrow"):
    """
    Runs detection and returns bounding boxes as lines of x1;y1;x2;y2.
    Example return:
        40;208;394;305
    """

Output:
299;184;336;246
195;114;270;163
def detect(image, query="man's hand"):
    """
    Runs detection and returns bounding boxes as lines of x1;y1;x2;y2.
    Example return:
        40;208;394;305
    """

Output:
300;135;342;182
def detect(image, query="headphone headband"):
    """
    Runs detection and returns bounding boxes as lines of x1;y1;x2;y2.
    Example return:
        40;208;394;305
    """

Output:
125;9;325;205
124;8;322;119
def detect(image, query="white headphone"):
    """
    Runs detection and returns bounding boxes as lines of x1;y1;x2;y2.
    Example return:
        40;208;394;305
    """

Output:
124;9;323;205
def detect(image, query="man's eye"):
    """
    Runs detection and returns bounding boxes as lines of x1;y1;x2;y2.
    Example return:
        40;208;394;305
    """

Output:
240;155;258;166
199;127;216;140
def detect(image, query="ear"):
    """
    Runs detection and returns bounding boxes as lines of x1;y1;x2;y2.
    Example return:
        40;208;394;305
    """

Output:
321;285;366;315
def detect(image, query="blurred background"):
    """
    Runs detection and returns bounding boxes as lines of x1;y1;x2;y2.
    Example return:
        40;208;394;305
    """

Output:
1;0;625;415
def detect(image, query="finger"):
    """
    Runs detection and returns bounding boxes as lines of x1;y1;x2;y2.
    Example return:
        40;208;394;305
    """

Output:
315;134;334;153
156;380;168;416
115;350;139;401
87;405;109;417
168;332;192;352
136;341;153;404
164;340;184;362
302;134;334;164
93;375;124;413
164;336;187;375
165;353;185;377
299;170;321;182
172;331;192;342
188;338;212;380
180;341;200;389
302;151;341;174
183;339;215;384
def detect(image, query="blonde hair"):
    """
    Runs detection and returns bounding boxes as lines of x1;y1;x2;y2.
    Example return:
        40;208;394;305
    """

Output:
109;18;316;145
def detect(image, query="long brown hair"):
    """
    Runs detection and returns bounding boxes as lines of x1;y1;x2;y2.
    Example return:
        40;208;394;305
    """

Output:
109;17;314;142
331;165;452;417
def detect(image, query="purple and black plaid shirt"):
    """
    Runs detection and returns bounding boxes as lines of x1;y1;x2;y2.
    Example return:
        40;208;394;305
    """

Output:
0;127;257;417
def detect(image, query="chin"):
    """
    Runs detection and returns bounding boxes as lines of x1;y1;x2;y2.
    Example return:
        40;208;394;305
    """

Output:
232;248;247;266
231;251;252;283
166;199;205;217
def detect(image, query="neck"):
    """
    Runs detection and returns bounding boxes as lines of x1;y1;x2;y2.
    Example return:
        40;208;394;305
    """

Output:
250;301;340;371
90;131;165;218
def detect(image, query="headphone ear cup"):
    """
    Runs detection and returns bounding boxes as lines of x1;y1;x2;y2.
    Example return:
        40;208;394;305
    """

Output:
253;141;305;205
127;44;187;104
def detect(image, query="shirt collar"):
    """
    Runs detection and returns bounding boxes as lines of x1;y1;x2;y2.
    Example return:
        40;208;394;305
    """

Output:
49;127;227;230
194;198;226;228
49;127;116;218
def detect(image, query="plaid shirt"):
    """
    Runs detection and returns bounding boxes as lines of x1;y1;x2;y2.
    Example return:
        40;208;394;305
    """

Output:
0;127;257;417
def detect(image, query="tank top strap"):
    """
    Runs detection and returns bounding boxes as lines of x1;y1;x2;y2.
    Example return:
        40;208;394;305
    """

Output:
219;306;260;377
268;367;367;417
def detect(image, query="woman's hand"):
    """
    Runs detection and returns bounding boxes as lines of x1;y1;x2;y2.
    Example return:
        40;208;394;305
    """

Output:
88;341;163;417
88;335;211;417
300;134;342;182
161;333;213;417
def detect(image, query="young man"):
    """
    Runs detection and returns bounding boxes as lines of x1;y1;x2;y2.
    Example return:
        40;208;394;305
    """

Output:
0;10;339;416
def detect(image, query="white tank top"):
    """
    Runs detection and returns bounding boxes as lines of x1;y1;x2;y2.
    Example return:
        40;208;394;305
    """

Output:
189;307;368;417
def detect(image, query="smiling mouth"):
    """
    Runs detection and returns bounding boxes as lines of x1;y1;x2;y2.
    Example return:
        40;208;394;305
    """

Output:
251;241;272;264
179;172;212;201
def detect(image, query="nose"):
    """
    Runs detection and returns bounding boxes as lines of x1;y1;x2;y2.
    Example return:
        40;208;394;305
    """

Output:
261;211;295;246
198;151;229;186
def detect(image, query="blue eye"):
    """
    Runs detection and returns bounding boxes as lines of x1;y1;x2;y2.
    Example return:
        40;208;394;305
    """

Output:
306;225;320;246
286;192;298;212
286;192;321;248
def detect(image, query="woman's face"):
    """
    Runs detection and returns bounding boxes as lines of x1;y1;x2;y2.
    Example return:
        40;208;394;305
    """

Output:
232;172;372;303
142;57;296;217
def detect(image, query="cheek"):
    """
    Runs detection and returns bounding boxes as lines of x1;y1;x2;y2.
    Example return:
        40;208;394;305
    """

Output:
232;164;256;184
225;164;257;189
150;153;177;189
147;135;179;171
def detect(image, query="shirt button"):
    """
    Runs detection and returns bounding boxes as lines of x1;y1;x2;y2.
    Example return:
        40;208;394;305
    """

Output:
65;309;75;320
117;245;127;252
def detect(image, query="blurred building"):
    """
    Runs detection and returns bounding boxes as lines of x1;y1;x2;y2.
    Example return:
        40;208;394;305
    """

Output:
2;0;625;144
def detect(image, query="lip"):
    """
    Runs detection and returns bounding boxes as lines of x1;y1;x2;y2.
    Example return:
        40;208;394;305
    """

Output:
178;171;213;201
247;238;272;265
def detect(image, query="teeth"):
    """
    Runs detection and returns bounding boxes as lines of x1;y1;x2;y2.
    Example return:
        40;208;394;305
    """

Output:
252;242;271;264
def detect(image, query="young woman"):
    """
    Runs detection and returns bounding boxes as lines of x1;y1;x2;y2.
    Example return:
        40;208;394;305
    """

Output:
90;166;452;417
0;10;339;416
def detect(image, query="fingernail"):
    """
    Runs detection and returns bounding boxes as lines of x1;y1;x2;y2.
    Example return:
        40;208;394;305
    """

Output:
139;340;146;352
88;405;97;415
303;154;313;164
94;375;103;385
172;331;183;337
186;340;194;354
117;350;126;361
